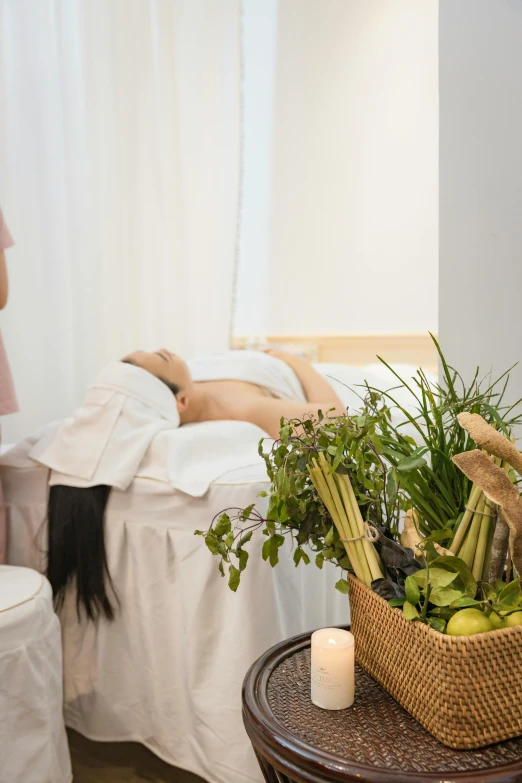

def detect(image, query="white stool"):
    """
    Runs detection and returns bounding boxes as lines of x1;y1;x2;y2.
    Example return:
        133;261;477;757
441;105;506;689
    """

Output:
0;566;72;783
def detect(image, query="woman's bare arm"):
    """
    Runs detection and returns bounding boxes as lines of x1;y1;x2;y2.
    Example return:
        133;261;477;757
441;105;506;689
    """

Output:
237;351;345;438
0;251;8;310
266;350;344;408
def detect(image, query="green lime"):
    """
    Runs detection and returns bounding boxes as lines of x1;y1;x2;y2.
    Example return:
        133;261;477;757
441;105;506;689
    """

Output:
505;611;522;627
489;611;507;630
446;608;493;636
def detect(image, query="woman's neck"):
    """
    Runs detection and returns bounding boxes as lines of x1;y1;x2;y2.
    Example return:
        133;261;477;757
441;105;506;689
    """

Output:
179;384;222;425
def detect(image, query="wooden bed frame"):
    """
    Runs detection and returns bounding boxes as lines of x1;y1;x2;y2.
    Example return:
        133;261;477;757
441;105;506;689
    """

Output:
232;334;438;372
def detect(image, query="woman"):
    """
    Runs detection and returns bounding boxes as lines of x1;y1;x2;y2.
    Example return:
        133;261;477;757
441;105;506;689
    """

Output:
123;347;344;439
47;348;344;621
0;208;18;563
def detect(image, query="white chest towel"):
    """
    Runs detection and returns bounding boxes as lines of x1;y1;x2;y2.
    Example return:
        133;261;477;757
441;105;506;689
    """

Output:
187;350;306;401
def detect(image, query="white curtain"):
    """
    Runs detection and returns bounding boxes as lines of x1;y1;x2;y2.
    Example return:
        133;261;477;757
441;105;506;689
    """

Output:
0;0;241;442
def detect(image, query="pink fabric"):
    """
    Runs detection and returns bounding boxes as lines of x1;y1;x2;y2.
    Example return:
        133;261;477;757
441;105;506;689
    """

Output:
0;209;18;416
0;208;15;562
0;331;18;416
0;462;4;563
0;208;14;251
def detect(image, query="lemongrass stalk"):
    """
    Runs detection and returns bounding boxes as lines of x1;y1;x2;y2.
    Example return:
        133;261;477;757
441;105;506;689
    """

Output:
335;473;383;582
308;466;350;548
335;472;383;581
481;506;497;581
317;454;373;587
450;483;482;554
472;497;494;581
460;494;486;568
472;456;503;579
309;462;344;529
309;462;368;585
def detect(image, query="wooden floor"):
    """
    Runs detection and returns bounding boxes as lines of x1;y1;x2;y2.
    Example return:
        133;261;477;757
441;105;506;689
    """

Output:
68;730;207;783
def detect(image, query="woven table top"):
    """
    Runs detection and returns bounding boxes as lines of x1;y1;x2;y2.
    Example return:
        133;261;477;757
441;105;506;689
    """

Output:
266;647;522;775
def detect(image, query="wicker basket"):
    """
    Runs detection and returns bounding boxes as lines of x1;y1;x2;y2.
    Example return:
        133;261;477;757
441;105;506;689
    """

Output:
349;574;522;749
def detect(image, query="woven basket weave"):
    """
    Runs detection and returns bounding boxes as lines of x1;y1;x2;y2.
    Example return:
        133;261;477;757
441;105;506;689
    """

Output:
349;574;522;749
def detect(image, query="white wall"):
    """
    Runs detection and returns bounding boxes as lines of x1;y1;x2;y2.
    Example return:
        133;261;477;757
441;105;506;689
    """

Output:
234;0;439;337
439;0;522;400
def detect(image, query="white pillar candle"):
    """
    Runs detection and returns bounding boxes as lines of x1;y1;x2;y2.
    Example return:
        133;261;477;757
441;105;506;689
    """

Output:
310;628;355;710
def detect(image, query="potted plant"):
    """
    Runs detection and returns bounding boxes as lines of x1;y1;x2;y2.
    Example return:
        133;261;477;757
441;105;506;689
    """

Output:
197;337;522;748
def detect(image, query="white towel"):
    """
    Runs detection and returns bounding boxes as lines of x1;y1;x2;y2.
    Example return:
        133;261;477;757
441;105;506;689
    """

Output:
188;350;306;401
29;362;180;490
135;420;269;496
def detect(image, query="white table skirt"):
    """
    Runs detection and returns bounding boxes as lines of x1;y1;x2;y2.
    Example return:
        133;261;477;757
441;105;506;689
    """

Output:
0;566;72;783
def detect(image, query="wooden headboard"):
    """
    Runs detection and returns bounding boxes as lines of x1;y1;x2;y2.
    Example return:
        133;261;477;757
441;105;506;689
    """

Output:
231;334;438;373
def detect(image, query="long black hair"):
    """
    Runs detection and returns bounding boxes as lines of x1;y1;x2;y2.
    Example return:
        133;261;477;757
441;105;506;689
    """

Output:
47;484;117;621
46;359;180;622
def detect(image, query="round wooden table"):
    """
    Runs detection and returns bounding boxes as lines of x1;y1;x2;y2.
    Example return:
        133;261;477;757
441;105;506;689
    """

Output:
242;628;522;783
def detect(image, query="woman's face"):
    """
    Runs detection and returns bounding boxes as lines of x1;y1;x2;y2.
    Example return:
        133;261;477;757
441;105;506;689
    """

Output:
123;349;192;394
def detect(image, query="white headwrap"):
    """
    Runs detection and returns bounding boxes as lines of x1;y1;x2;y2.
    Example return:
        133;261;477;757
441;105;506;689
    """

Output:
29;362;180;489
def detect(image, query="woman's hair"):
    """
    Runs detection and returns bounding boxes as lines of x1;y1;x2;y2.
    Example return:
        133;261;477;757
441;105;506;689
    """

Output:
46;361;180;622
47;484;117;621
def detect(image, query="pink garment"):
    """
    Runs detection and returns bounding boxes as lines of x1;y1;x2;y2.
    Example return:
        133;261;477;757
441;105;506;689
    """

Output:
0;421;4;563
0;208;13;250
0;208;17;416
0;207;17;564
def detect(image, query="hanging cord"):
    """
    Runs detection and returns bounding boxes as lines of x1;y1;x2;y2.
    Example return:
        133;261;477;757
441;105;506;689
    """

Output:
228;0;246;348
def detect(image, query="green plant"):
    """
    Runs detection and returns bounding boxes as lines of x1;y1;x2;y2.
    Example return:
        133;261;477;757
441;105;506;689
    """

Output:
365;335;522;540
196;399;401;592
196;336;522;599
481;578;522;617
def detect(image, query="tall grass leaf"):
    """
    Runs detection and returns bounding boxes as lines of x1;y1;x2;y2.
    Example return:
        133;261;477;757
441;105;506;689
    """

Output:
430;332;455;394
481;403;511;436
376;356;422;404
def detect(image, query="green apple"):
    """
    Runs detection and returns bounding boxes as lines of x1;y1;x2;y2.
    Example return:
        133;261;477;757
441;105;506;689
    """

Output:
505;611;522;627
489;611;508;630
446;608;493;636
